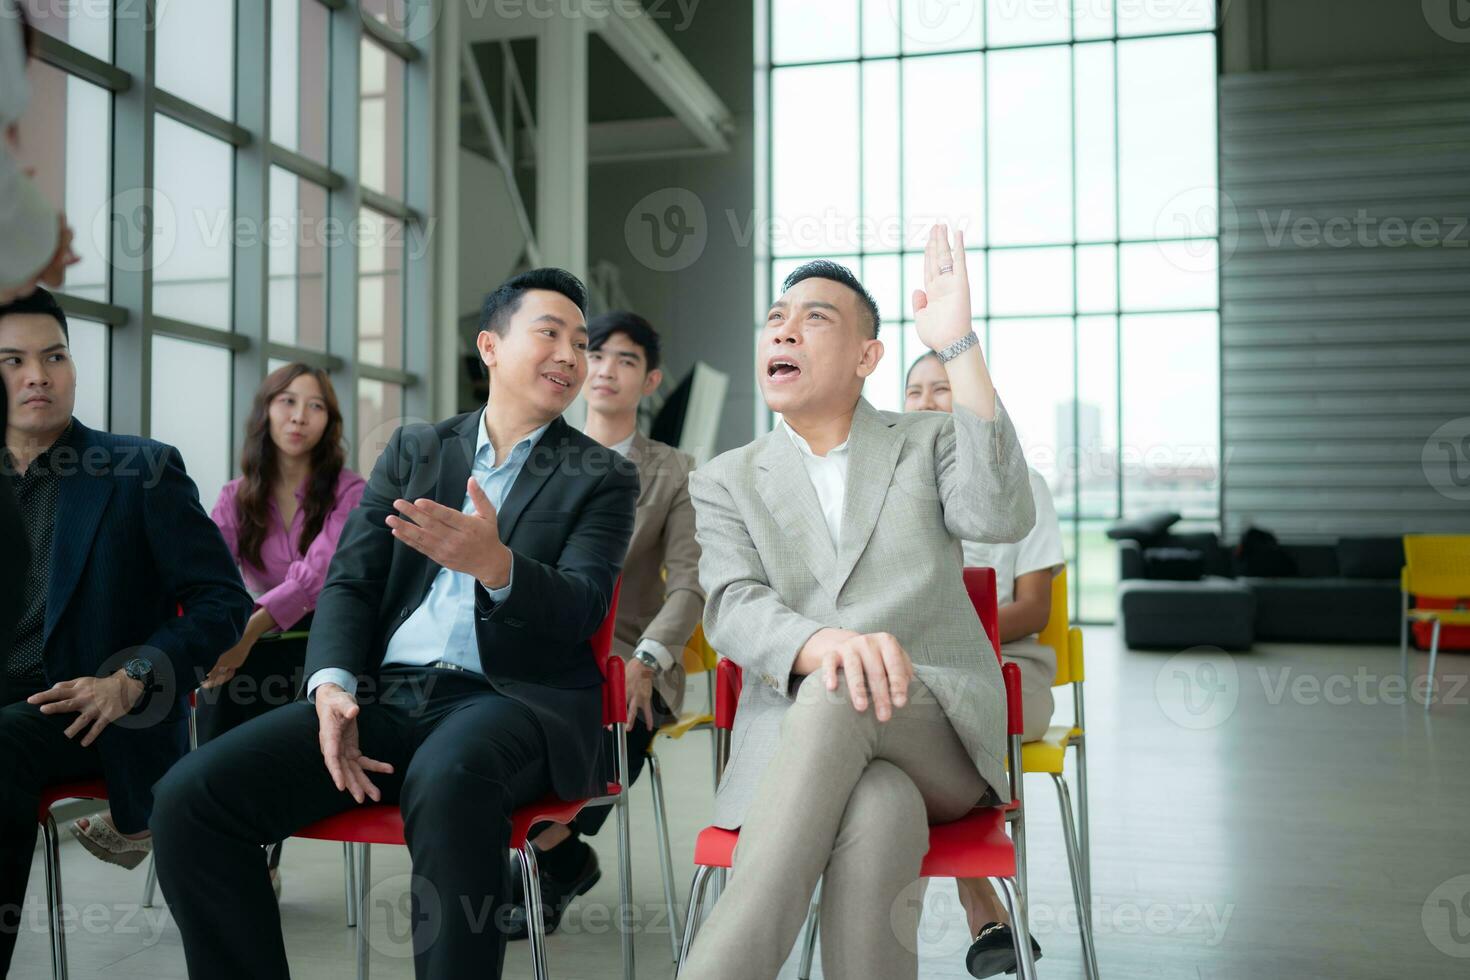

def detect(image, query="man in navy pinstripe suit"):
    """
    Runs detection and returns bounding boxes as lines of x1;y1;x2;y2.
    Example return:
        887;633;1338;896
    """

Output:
0;288;252;974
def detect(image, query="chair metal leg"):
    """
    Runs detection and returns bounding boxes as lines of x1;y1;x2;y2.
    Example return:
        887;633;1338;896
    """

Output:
1399;591;1410;682
1426;618;1442;713
995;876;1038;980
42;814;67;980
343;842;358;927
141;853;159;908
796;895;820;979
1055;774;1102;980
647;751;682;963
517;845;551;980
615;731;636;980
355;844;371;980
677;865;715;974
1075;735;1093;921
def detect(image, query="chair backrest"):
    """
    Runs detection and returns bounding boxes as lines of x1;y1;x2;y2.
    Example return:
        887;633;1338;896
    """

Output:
1036;568;1085;687
1403;535;1470;600
961;566;1001;661
597;578;625;727
681;623;720;676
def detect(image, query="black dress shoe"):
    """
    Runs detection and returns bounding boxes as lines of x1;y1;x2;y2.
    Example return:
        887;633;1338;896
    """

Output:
505;841;601;941
965;920;1042;978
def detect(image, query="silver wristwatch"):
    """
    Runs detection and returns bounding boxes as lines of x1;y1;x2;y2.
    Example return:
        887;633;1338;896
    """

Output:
934;330;979;363
633;648;664;674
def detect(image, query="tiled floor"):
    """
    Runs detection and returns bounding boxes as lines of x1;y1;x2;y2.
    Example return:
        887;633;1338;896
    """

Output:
13;627;1470;978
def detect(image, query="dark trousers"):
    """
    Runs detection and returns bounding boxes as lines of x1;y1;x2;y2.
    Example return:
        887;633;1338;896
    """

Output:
192;631;310;870
0;679;105;975
151;667;554;980
569;712;658;838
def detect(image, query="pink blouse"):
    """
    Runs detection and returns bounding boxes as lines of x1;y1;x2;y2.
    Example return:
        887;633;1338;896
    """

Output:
210;469;367;630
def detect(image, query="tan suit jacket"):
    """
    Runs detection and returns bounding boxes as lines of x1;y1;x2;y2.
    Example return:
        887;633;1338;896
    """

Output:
612;431;705;717
689;397;1035;828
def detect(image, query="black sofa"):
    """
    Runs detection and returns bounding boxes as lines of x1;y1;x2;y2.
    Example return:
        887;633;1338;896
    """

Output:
1113;516;1403;649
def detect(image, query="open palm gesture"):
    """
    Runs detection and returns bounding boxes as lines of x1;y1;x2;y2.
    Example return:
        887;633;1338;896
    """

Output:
911;224;973;352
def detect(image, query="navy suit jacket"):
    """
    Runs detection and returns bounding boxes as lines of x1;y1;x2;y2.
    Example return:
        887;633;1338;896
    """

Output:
37;420;251;829
306;411;639;800
0;394;25;667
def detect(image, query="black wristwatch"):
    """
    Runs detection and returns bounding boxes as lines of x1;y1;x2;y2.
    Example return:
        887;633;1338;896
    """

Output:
123;657;158;710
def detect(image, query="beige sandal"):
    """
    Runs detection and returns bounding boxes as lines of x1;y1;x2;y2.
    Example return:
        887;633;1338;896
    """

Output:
69;812;152;870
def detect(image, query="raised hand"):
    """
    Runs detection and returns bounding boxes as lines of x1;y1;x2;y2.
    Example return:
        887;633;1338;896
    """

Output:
386;477;512;589
911;223;973;352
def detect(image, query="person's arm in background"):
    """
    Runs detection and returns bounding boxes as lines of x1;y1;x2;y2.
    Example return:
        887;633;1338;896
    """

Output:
203;474;369;688
255;471;367;631
1000;571;1053;644
997;472;1065;644
140;446;254;693
0;1;75;301
636;451;705;666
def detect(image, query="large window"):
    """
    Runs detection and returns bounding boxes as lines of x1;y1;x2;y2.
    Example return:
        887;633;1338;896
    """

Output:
764;1;1220;621
19;0;431;511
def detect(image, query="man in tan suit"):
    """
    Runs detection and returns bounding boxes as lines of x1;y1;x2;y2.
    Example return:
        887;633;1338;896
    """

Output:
680;226;1035;979
509;310;704;938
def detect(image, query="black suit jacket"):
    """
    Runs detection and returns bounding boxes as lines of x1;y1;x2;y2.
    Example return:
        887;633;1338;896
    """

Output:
306;410;640;800
0;395;26;668
32;420;252;829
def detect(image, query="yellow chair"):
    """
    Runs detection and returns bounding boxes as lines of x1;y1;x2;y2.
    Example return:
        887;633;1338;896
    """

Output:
645;623;721;962
1020;568;1099;979
1400;535;1470;712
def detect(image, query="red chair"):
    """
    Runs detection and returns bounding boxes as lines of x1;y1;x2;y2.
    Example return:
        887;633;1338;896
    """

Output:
293;580;632;980
37;780;111;980
675;567;1039;979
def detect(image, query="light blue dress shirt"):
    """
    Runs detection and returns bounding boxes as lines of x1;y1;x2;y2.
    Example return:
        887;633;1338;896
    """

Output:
307;411;553;700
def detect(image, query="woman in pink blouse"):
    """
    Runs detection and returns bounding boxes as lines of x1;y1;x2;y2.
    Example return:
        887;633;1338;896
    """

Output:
198;363;364;890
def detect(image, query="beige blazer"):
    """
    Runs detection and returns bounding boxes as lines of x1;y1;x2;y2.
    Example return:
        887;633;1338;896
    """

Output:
611;431;705;717
689;396;1035;829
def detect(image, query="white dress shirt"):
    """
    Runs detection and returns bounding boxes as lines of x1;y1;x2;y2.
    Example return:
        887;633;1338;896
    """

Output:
779;417;852;550
306;412;549;700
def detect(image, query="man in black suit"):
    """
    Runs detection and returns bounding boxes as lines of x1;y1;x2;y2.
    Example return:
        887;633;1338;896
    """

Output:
0;288;252;973
152;268;640;980
0;371;25;672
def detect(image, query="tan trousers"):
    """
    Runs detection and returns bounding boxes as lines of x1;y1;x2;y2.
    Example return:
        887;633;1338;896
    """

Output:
681;673;990;980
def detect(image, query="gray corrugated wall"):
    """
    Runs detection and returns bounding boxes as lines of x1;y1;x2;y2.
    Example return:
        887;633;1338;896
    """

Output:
1220;62;1470;542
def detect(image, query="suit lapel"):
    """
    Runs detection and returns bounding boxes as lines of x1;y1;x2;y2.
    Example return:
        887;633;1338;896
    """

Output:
45;423;113;643
494;415;567;541
830;398;905;596
756;426;842;599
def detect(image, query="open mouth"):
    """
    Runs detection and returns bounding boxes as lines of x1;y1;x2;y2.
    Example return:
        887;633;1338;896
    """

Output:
766;357;801;382
542;372;573;391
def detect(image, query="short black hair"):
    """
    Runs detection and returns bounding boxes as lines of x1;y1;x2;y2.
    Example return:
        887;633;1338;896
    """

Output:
587;311;661;373
0;286;69;341
906;350;939;385
781;260;881;340
478;267;588;337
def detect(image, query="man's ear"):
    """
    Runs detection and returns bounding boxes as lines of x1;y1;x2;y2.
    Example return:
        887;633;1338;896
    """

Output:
475;329;496;373
855;337;884;380
642;368;663;396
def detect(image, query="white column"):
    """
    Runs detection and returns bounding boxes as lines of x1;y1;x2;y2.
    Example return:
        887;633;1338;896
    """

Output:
536;9;588;279
433;0;463;419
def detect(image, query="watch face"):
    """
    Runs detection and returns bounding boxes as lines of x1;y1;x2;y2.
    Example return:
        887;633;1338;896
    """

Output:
125;658;153;680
